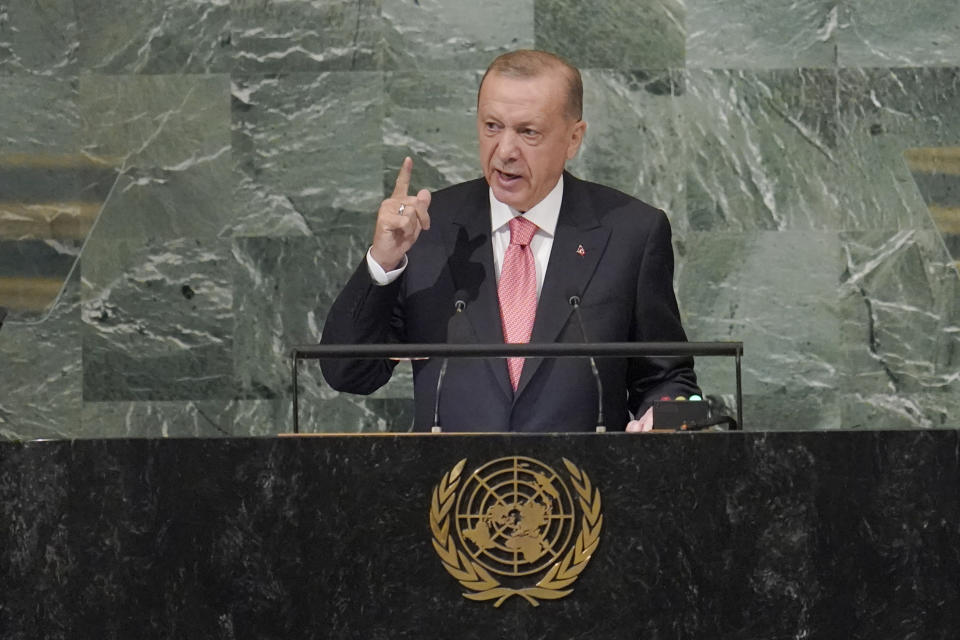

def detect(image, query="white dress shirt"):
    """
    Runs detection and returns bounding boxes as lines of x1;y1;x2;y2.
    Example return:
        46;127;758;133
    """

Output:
488;176;562;297
367;175;564;296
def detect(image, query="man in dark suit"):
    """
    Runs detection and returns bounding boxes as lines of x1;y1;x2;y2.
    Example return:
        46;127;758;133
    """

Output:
321;50;699;432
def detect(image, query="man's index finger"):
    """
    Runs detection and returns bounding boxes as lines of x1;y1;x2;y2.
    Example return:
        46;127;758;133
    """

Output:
392;157;413;198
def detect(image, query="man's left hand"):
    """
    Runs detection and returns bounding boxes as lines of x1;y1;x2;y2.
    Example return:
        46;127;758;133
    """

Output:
625;407;654;433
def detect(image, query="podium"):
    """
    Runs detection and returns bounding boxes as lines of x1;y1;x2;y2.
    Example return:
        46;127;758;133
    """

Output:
2;430;958;638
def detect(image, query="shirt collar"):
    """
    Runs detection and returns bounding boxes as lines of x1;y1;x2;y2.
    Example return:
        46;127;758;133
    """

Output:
489;175;564;236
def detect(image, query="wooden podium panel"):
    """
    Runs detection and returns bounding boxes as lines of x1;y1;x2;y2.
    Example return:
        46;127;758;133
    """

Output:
1;431;958;639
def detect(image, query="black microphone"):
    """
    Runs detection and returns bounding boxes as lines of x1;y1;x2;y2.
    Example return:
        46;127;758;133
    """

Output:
0;307;7;332
567;295;605;432
449;290;470;341
433;291;469;432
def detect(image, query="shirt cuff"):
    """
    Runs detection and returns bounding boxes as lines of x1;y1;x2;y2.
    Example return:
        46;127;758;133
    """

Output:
366;248;407;286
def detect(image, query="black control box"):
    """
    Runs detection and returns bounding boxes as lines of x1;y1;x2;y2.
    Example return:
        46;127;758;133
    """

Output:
652;400;710;429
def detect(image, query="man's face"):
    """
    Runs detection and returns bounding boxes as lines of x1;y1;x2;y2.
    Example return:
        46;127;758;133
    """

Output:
476;70;586;212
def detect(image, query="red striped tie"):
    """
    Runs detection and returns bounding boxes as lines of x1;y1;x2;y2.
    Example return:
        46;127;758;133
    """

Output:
498;216;538;391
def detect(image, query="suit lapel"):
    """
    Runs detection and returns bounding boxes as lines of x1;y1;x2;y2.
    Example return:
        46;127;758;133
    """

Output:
515;174;611;397
443;180;513;401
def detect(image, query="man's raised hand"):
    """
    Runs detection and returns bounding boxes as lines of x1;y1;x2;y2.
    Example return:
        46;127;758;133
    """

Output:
370;157;431;271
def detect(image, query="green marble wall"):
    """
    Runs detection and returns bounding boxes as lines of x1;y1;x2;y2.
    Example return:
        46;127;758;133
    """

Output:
1;0;958;437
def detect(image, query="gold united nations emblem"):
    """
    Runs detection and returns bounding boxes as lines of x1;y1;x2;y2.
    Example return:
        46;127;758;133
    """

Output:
429;456;603;607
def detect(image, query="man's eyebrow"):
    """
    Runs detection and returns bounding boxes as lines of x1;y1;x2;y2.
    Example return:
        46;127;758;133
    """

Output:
516;118;546;130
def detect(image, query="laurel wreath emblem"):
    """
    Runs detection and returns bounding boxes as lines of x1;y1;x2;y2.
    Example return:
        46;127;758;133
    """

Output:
429;457;603;607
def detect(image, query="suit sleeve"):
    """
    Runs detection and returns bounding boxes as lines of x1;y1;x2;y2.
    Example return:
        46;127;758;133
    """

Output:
319;258;405;394
627;210;701;415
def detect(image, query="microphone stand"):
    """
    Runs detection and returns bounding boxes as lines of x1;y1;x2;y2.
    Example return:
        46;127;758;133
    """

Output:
567;296;605;432
432;298;467;432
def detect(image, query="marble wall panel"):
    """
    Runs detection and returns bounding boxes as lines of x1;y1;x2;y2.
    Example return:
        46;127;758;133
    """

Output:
841;391;960;429
0;271;81;440
830;142;939;233
839;0;960;67
230;231;417;432
231;234;413;405
834;68;960;231
79;74;231;170
382;70;480;192
381;0;533;70
3;1;960;437
232;171;313;237
686;0;837;70
294;396;416;433
0;0;77;75
232;0;382;72
683;69;841;231
232;72;383;235
535;0;685;69
84;165;234;243
81;237;234;401
742;389;841;430
79;399;276;437
837;68;960;149
568;69;687;228
78;396;410;437
75;0;231;74
839;229;960;396
677;231;842;427
0;75;80;151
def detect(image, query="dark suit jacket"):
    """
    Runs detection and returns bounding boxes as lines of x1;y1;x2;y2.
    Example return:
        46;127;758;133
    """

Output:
320;172;699;432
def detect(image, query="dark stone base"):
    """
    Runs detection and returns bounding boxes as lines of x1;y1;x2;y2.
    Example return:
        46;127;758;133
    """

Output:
2;431;958;639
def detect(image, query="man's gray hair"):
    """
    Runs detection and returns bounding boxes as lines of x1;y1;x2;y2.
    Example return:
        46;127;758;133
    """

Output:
479;50;583;122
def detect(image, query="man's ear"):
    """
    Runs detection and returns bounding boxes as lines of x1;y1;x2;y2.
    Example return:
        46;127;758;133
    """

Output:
566;120;587;160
